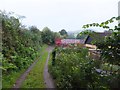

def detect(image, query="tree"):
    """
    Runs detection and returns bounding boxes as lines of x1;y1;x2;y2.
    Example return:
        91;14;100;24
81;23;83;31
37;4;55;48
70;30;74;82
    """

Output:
41;27;54;44
59;29;68;38
83;16;120;65
29;26;39;33
53;32;61;40
1;10;43;73
76;30;95;39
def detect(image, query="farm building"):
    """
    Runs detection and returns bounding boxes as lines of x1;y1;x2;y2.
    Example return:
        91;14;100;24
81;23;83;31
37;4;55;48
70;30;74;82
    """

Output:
55;32;112;46
84;32;112;44
55;39;85;46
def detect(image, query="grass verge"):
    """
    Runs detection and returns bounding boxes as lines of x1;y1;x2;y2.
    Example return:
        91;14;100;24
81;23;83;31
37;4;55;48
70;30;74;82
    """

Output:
48;52;52;67
21;46;48;88
2;45;47;88
2;68;26;88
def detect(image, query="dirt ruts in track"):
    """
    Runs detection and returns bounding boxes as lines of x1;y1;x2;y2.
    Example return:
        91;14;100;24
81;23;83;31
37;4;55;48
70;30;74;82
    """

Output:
44;46;56;88
12;46;55;89
13;53;43;88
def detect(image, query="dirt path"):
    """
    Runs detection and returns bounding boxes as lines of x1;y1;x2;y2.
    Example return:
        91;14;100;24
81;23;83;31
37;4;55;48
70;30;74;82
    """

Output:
44;46;56;88
13;53;43;88
12;46;55;89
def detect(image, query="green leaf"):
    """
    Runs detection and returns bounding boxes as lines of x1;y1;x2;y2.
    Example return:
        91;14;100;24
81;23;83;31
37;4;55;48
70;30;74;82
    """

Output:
109;19;114;23
105;21;109;25
100;22;104;27
0;66;6;70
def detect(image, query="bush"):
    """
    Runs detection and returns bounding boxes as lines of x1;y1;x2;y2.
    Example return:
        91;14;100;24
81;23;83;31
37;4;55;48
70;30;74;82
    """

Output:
1;11;42;73
49;47;119;89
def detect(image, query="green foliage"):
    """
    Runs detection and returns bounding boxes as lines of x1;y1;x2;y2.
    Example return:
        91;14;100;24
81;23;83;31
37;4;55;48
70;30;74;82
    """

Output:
79;16;120;89
1;10;60;88
1;11;43;74
59;29;68;38
41;27;54;44
76;30;95;39
82;16;120;65
96;32;120;65
51;48;56;66
49;47;118;89
29;25;39;33
2;45;47;88
2;68;26;88
41;27;60;45
21;45;47;88
59;29;68;36
79;30;95;35
82;16;120;30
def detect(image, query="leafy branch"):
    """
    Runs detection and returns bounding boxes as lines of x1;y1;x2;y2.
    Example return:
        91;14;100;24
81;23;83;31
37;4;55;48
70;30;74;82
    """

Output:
82;16;120;31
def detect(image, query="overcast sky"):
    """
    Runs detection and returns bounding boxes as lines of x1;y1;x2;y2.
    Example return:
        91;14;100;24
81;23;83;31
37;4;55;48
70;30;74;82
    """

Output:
0;0;120;32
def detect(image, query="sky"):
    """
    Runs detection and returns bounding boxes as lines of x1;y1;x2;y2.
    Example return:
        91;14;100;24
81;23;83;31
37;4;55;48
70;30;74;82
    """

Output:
0;0;120;32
